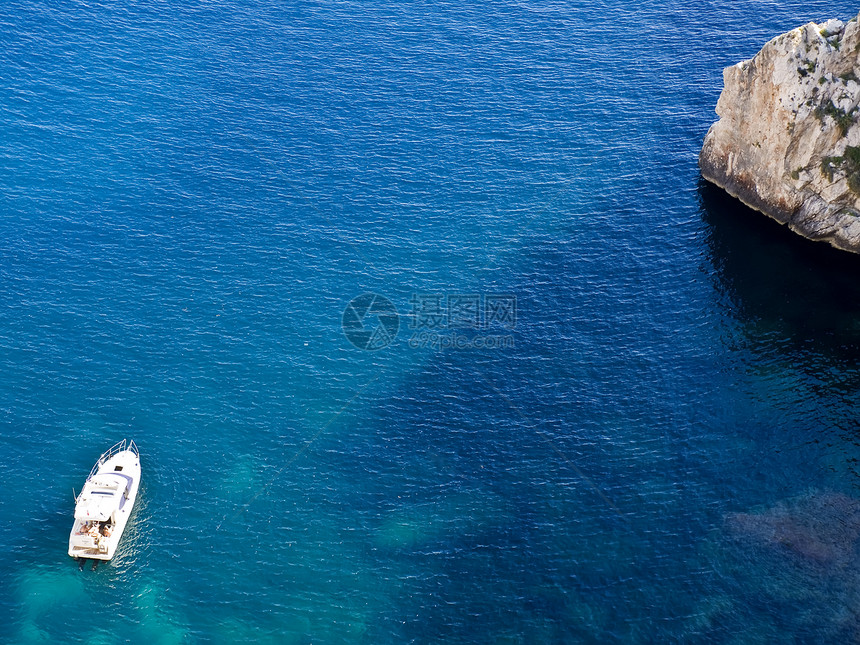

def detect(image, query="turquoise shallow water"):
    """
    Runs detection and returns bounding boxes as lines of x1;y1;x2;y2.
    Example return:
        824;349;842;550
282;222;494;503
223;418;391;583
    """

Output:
4;0;860;642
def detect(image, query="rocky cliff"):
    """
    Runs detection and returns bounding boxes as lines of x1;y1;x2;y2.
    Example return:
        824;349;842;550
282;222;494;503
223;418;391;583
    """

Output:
700;16;860;253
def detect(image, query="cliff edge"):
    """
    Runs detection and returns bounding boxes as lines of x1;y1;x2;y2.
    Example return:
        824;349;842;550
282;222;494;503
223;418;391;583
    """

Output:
700;16;860;253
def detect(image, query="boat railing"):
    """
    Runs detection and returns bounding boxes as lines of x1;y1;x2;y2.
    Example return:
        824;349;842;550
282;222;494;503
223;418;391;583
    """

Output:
85;439;139;482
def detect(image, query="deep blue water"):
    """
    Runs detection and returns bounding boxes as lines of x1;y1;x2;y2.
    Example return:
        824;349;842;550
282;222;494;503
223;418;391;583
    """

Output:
3;0;860;642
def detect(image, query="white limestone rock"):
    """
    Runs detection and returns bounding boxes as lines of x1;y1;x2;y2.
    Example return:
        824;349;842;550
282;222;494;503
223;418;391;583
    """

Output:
700;14;860;252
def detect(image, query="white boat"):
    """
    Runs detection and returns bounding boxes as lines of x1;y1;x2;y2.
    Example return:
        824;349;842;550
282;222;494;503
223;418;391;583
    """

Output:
68;440;141;561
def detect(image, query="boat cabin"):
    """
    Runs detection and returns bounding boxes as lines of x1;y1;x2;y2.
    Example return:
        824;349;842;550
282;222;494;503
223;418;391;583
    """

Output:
69;473;132;556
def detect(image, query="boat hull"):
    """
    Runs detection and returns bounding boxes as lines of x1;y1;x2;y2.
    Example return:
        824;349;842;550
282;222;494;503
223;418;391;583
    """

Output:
68;441;140;561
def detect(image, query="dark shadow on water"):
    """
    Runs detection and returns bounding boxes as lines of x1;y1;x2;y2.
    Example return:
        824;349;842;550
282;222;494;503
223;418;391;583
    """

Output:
696;180;860;642
699;177;860;374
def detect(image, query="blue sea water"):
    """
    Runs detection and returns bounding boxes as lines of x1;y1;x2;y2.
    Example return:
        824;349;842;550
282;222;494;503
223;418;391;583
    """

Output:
3;0;860;642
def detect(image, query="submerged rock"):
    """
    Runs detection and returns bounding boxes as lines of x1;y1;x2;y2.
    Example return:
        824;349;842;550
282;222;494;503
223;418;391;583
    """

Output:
700;14;860;253
725;491;860;567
